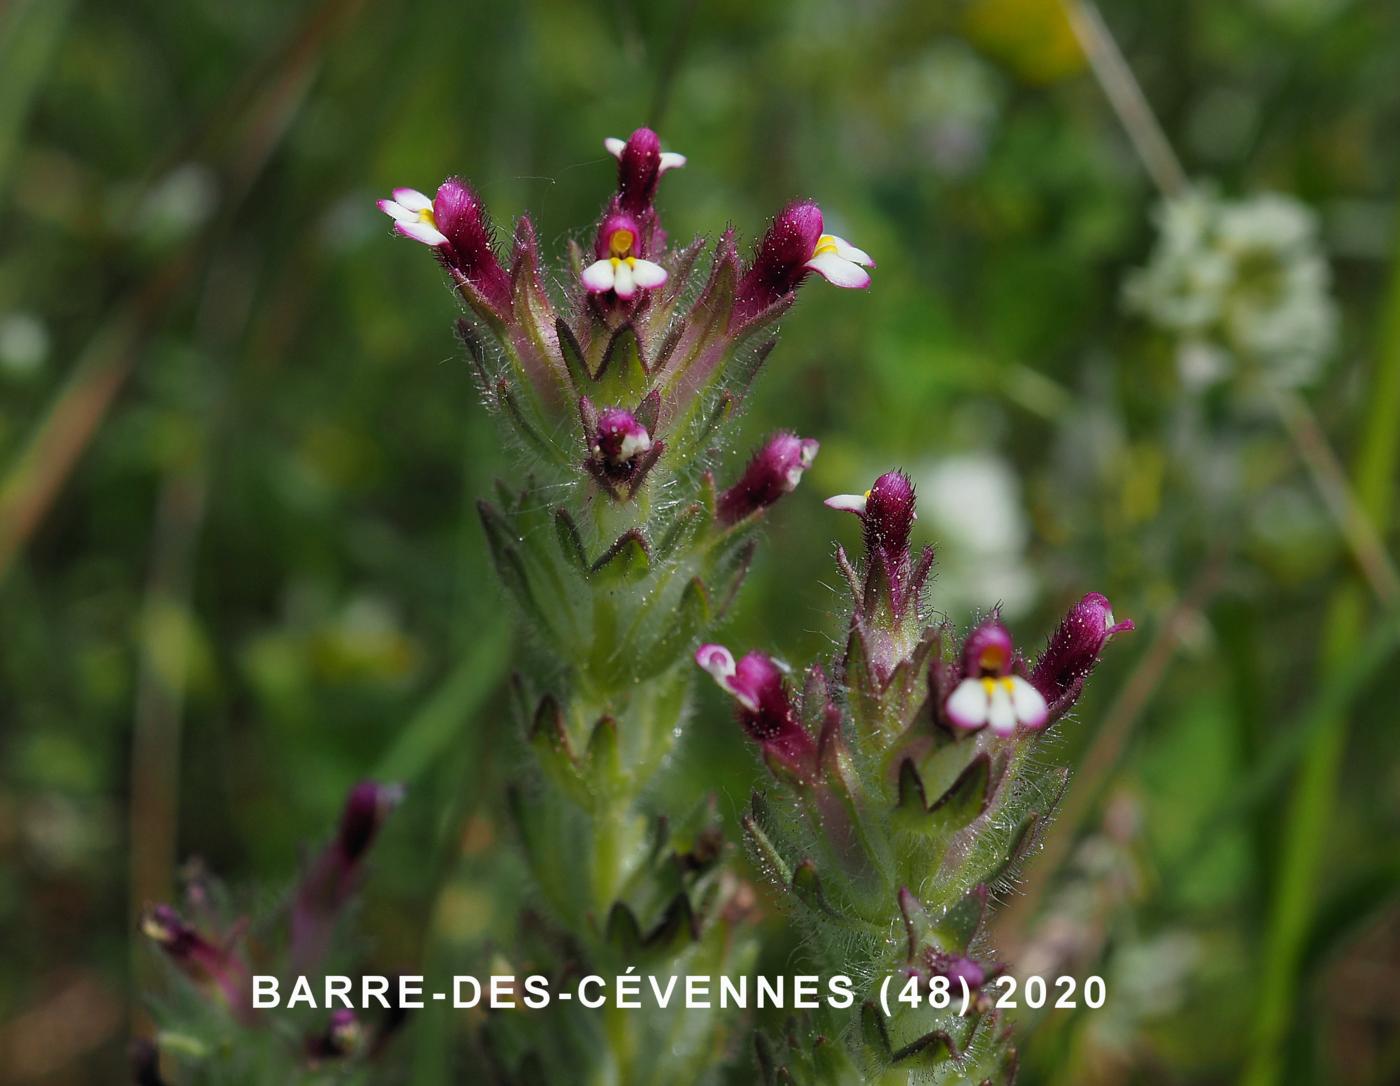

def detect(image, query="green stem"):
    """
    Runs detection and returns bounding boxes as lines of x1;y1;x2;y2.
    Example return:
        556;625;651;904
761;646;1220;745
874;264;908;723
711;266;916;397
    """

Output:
1244;211;1400;1086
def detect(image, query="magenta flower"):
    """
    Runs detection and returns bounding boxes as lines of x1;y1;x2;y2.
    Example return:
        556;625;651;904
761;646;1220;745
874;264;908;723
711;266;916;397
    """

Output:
291;780;402;971
140;904;250;1017
1031;593;1134;722
733;200;874;324
717;432;819;524
943;617;1048;735
605;127;686;215
378;179;512;311
580;398;663;498
594;406;653;463
696;644;816;779
581;211;668;299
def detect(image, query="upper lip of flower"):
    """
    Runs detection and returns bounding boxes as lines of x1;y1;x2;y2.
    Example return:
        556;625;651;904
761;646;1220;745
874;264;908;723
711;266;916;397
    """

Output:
377;187;448;246
605;136;688;174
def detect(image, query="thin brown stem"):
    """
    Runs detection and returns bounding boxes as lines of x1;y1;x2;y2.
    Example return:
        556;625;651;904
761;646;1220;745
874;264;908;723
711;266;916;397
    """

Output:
995;547;1226;947
1272;388;1400;606
1061;0;1188;199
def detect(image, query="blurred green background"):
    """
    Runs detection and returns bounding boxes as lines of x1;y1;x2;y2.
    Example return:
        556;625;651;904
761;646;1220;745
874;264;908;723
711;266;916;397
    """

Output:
2;0;1399;1082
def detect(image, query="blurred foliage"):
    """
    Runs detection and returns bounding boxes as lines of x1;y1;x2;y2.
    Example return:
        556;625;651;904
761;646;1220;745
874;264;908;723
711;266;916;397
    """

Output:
1;0;1399;1082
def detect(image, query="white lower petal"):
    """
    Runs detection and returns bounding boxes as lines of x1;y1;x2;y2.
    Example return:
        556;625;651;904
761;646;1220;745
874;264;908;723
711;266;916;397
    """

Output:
828;233;875;267
658;152;688;173
581;260;616;292
629;259;668;290
378;199;416;223
824;493;868;515
612;260;636;298
804;252;872;289
987;684;1017;735
946;679;990;730
392;187;432;212
1009;676;1048;729
396;220;448;246
617;433;652;459
605;137;626;159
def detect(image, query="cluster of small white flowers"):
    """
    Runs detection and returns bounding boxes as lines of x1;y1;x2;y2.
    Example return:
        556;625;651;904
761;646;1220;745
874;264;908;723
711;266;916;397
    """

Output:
1124;188;1338;389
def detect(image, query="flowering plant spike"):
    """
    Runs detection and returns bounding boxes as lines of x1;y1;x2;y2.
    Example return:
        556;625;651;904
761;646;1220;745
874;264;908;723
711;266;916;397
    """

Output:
703;471;1132;1082
371;127;873;1082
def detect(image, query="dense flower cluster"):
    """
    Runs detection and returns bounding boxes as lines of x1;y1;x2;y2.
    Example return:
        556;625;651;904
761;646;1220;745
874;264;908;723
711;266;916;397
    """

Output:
1125;187;1337;388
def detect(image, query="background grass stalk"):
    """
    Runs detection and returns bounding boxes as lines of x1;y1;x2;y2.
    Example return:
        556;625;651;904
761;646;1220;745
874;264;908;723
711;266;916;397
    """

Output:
1244;211;1400;1086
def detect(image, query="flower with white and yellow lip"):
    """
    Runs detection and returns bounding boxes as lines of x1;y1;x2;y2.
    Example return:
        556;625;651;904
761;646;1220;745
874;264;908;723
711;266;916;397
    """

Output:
377;187;447;247
804;232;875;289
944;617;1048;735
581;213;668;300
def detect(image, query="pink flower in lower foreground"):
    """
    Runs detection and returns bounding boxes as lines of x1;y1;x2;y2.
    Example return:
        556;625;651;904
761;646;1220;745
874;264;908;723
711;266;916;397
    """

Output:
717;432;819;524
944;617;1048;735
696;644;816;778
291;780;402;971
733;201;874;324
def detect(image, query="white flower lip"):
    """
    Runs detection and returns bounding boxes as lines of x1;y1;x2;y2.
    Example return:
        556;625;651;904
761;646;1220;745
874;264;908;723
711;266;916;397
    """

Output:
580;257;668;299
824;492;869;516
378;188;448;247
804;233;875;289
945;675;1048;734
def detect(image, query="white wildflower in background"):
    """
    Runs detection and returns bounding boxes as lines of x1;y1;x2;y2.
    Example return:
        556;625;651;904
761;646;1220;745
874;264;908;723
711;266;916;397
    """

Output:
915;452;1037;619
0;312;49;379
1124;188;1337;389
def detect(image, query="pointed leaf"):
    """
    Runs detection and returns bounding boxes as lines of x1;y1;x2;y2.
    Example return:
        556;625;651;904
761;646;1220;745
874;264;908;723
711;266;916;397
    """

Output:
791;859;841;918
554;508;587;573
927;753;992;834
556;318;592;391
936;885;989;953
590;528;651;583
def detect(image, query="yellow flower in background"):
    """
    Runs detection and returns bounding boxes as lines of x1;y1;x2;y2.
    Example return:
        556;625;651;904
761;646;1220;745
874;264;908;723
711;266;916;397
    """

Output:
963;0;1085;84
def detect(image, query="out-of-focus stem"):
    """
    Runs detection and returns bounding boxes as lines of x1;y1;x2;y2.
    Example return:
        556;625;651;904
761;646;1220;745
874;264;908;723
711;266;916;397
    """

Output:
1060;0;1188;199
1244;213;1400;1086
1271;388;1400;606
127;451;210;1022
995;548;1224;947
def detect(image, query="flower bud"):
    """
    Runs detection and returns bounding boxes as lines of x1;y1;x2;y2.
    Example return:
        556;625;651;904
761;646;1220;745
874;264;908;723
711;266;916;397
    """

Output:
696;644;816;780
291;780;402;971
607;127;688;214
581;399;662;498
1030;593;1134;721
433;179;513;310
140;904;249;1015
378;180;512;313
716;432;819;525
336;780;403;865
733;201;873;325
594;407;653;464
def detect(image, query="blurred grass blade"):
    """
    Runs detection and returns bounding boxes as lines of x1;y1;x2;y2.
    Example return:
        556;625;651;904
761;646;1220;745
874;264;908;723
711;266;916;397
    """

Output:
374;626;511;783
1245;211;1400;1086
0;0;75;211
